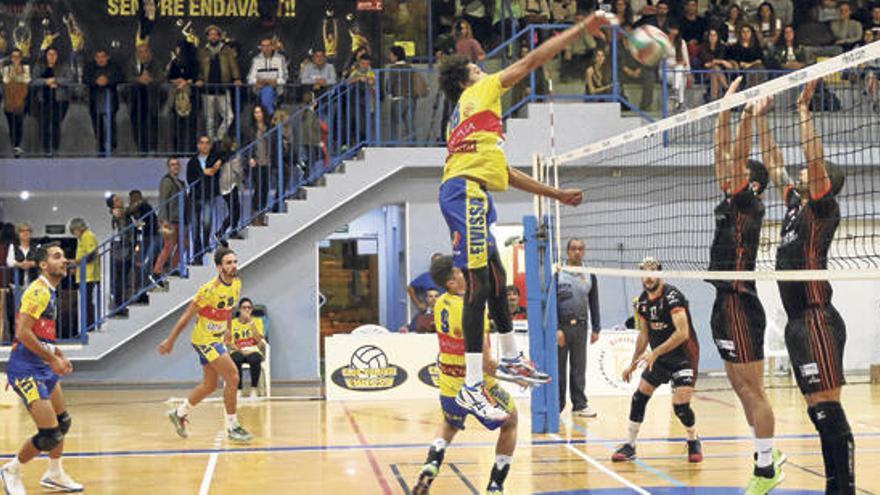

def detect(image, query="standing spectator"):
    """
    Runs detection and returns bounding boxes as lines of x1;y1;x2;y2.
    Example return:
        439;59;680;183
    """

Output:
679;0;707;53
797;6;841;61
620;31;656;111
585;47;612;95
385;46;428;143
32;47;71;156
831;2;863;52
507;285;527;320
248;105;272;226
126;190;160;293
346;54;376;143
408;252;444;312
753;2;781;53
187;136;222;260
721;4;745;46
294;90;323;179
2;49;30;157
300;48;337;99
153;157;187;281
701;28;735;100
728;25;764;86
636;0;671;31
454;19;486;63
106;193;132;316
866;5;880;38
84;48;123;154
5;223;38;287
197;25;241;143
247;37;288;116
229;298;266;399
168;40;199;154
218;137;244;237
773;25;807;70
766;0;792;27
128;43;163;154
663;24;691;111
556;238;601;418
460;0;493;45
68;218;99;331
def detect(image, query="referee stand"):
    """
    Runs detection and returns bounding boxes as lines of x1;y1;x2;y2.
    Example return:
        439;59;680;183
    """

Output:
523;215;560;434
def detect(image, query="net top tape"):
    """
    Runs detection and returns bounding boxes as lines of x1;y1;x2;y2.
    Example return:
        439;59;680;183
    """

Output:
557;265;880;281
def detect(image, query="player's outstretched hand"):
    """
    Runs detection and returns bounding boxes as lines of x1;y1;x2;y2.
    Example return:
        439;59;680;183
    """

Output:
748;95;773;117
798;79;818;114
724;76;743;98
157;339;174;355
557;188;583;207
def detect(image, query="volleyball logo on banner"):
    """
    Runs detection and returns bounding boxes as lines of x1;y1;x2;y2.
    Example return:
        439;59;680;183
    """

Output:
330;345;408;391
417;354;441;389
585;331;669;396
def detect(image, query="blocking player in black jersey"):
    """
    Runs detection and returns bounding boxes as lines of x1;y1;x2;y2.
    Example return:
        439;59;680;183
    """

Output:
611;257;702;464
710;77;785;494
754;81;853;494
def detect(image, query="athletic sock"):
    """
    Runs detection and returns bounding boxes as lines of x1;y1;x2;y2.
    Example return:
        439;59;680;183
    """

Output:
465;353;483;387
755;437;774;468
48;457;62;475
627;421;641;446
177;399;193;418
3;457;21;472
424;438;447;470
685;427;698;441
489;455;512;488
225;414;238;429
498;332;518;360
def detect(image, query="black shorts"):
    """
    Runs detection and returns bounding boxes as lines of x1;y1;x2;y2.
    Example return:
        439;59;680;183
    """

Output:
785;305;847;395
641;355;698;389
710;290;766;363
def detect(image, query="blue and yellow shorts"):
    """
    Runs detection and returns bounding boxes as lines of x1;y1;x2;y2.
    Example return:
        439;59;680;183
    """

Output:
440;384;515;431
192;342;228;365
439;177;498;270
7;369;60;407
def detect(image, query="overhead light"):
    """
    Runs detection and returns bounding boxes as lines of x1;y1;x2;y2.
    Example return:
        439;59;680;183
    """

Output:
52;205;58;212
104;191;113;199
19;190;30;201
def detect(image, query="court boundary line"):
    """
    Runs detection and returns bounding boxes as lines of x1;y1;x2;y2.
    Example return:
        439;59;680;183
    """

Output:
785;458;876;495
389;464;413;495
342;403;394;495
448;462;480;494
550;433;650;495
197;430;223;495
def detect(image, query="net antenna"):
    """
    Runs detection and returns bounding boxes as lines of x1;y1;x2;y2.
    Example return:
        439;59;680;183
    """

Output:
549;40;880;281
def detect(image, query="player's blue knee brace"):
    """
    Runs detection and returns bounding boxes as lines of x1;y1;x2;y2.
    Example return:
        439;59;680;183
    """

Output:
629;390;651;423
673;402;695;428
57;411;72;435
32;427;63;452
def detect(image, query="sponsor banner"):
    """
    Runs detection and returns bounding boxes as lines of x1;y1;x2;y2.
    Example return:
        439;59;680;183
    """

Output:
585;330;670;396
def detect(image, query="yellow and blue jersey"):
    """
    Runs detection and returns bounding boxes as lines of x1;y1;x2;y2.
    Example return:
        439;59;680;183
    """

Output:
443;73;510;192
434;292;494;397
190;277;240;346
231;317;264;354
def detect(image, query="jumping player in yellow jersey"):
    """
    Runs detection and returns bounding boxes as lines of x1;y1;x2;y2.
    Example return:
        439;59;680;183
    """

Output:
157;247;253;442
1;243;83;495
412;256;523;495
437;11;615;422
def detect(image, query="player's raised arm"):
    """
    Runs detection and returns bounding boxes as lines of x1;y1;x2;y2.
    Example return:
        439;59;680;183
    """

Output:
797;80;832;200
714;77;742;190
499;13;615;89
731;98;755;190
752;96;790;195
158;299;200;354
508;166;583;206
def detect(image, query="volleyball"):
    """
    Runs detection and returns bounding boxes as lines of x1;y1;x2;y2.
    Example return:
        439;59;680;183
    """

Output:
627;25;674;66
350;345;389;370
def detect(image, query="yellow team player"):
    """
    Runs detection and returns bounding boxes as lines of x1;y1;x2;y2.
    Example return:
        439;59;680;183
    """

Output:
1;243;83;494
229;298;266;399
436;11;615;422
413;256;519;495
158;247;253;442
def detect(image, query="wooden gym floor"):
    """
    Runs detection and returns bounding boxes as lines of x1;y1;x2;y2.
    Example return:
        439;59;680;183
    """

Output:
0;377;878;494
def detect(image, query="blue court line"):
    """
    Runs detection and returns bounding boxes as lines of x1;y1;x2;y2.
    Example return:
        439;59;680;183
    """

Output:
568;422;686;488
389;464;413;495
448;463;480;495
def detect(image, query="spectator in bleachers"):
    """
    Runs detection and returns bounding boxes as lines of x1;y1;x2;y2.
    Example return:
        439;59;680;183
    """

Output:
511;44;547;114
187;136;222;259
127;189;160;290
385;46;428;143
217;137;244;238
679;0;708;53
249;105;272;226
153;157;186;281
552;0;579;24
168;40;199;154
401;288;439;333
523;0;551;25
128;43;163;154
197;25;241;143
754;2;782;53
294;90;324;178
610;0;635;27
701;28;735;100
817;0;840;23
247;36;288;116
229;298;266;399
346;54;376;143
84;48;123;154
720;3;745;46
831;1;863;52
300;48;337;99
797;6;842;61
663;24;692;111
454;19;486;63
32;47;71;156
865;5;880;38
585;47;613;95
6;223;37;287
859;30;880;111
729;24;764;84
773;25;807;70
636;0;671;31
69;218;99;330
766;0;793;27
507;285;527;320
2;49;30;158
619;30;656;110
460;0;493;46
107;193;132;316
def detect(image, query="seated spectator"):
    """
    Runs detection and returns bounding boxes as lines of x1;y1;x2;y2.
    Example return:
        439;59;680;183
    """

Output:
2;49;30;158
817;0;839;23
32;47;71;156
6;222;37;287
408;253;443;312
798;6;842;61
773;25;807;70
401;288;440;333
454;19;485;63
831;2;863;52
754;2;782;53
635;0;671;31
679;0;708;56
247;37;288;115
729;24;764;85
701;28;735;100
585;48;612;95
720;3;745;46
663;24;691;111
866;5;880;38
300;48;337;99
507;285;527;321
69;218;100;330
229;298;266;399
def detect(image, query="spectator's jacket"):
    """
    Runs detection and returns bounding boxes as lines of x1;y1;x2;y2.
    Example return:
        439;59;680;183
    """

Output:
187;153;221;200
32;62;72;103
127;201;159;240
294;104;322;146
247;52;288;92
75;229;100;284
158;173;186;224
556;265;601;332
83;60;124;110
197;42;240;84
797;21;835;47
830;18;863;45
384;61;428;99
2;64;31;114
128;56;165;88
772;44;808;67
219;154;245;195
300;61;337;86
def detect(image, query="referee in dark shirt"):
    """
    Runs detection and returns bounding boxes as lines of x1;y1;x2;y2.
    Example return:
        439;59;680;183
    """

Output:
556;238;601;418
